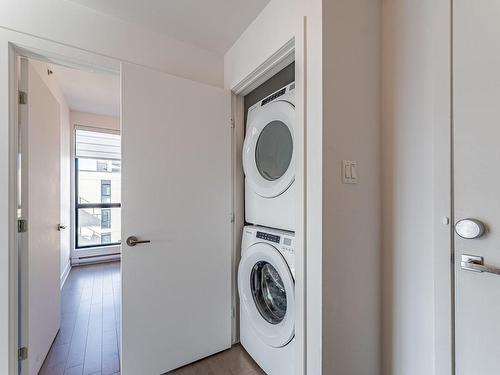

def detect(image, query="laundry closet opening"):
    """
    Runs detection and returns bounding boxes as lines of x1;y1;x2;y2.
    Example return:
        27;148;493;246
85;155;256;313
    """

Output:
234;60;297;375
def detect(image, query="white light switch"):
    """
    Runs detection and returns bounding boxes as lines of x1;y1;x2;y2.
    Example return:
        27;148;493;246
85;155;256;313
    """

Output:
342;160;358;184
350;162;357;179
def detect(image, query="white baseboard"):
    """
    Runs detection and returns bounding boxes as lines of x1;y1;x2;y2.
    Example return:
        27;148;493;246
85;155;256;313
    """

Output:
60;261;71;290
71;253;121;266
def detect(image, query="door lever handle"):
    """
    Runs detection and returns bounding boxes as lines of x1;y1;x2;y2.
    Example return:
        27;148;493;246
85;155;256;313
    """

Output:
126;236;151;247
461;254;500;275
57;224;67;231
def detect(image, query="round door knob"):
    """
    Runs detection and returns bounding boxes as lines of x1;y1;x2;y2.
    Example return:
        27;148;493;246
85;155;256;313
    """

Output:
455;218;486;239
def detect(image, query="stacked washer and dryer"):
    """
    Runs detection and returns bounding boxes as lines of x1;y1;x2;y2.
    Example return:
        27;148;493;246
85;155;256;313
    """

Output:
238;82;296;375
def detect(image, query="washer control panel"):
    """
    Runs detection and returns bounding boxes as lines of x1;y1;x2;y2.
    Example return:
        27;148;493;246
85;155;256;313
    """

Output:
243;225;296;278
256;231;280;243
281;236;294;255
255;229;294;255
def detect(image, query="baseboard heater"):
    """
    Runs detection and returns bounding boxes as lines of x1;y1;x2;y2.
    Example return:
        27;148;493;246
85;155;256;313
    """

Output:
72;252;121;266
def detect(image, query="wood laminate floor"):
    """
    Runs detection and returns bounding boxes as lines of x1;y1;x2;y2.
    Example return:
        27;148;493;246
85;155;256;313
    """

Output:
40;262;121;375
40;262;264;375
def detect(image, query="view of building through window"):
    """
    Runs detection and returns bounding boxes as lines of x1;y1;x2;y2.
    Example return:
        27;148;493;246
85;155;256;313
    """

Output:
75;129;121;248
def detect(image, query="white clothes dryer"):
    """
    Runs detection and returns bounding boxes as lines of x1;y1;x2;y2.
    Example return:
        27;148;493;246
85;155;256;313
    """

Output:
238;226;295;375
243;83;295;231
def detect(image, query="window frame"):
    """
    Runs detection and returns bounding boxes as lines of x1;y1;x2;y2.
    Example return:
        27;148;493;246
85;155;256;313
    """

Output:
75;157;121;249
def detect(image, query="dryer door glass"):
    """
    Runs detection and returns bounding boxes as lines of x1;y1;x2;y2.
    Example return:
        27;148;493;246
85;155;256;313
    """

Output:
250;261;287;324
255;121;293;181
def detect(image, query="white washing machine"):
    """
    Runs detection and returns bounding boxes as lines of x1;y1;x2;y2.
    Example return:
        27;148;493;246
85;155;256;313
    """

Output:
238;226;295;375
243;83;295;231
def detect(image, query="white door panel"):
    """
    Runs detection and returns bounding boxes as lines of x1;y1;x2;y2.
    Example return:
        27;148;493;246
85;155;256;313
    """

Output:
454;1;500;373
121;63;232;374
19;58;61;375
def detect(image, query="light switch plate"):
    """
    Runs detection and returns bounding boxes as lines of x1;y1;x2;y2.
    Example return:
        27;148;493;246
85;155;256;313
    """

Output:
342;160;358;184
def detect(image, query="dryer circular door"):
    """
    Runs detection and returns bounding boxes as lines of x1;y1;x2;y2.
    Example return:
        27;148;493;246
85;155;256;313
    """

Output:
243;100;295;198
238;242;295;348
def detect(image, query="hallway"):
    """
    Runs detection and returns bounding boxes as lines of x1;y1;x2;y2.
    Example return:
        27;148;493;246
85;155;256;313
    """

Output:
40;262;121;375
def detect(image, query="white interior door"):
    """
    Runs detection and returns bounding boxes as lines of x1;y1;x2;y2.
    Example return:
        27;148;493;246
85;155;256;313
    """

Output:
454;1;500;374
121;63;232;374
19;58;61;375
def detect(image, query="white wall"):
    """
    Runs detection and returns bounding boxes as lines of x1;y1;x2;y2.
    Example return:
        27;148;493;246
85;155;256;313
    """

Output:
224;0;296;90
71;111;120;131
29;60;72;288
381;0;450;374
321;0;381;373
0;0;223;87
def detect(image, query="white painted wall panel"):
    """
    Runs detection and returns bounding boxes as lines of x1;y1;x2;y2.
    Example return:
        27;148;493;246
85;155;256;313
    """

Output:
382;0;450;375
71;111;120;131
0;0;223;87
224;0;296;89
322;1;381;373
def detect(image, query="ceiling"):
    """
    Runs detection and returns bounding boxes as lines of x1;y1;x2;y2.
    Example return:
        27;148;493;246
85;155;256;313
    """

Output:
66;0;270;53
53;64;120;117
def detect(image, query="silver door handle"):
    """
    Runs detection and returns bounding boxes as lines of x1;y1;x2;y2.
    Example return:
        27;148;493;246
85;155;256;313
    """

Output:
126;236;151;247
461;254;500;275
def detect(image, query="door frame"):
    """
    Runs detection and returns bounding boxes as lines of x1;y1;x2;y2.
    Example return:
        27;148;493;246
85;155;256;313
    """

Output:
229;37;307;375
433;0;454;374
7;41;121;375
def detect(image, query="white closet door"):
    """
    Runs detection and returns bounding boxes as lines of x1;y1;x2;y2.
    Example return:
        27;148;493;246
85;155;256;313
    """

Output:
121;63;232;375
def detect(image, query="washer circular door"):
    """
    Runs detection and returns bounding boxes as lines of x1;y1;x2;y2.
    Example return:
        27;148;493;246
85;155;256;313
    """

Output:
238;242;295;348
243;100;295;198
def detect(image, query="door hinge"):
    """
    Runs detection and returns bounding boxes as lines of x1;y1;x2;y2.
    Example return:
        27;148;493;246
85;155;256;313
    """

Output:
18;219;27;233
18;347;28;361
230;118;235;129
18;91;27;105
230;212;235;223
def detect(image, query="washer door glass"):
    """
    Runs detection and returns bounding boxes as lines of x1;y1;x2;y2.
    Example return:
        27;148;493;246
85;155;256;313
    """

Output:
255;120;293;181
251;261;287;324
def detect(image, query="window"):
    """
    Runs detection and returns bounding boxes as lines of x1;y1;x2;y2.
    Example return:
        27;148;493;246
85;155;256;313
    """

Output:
101;233;112;244
101;208;111;229
101;180;111;203
75;129;121;249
